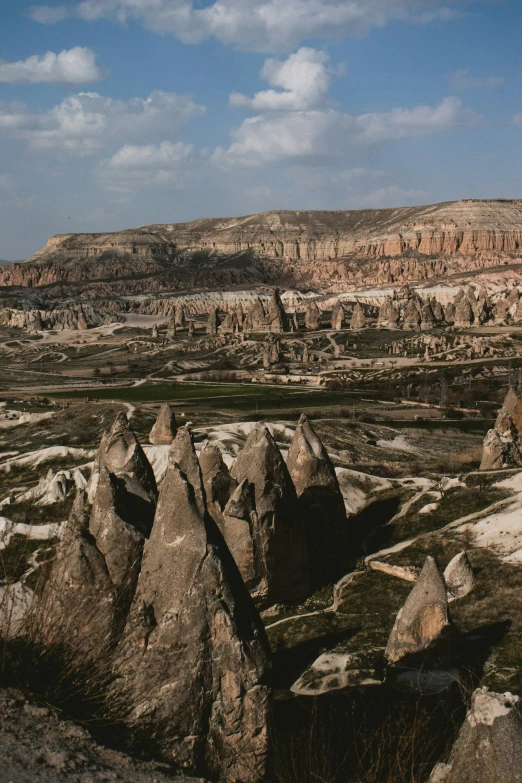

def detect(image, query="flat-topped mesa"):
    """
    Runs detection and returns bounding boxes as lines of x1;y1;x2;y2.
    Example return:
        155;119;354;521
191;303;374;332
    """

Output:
36;490;115;663
287;415;349;587
429;688;522;783
169;424;206;516
385;556;450;665
305;300;321;330
110;456;271;782
331;300;345;330
480;388;522;470
230;423;309;608
199;441;236;527
350;302;366;330
88;413;158;515
444;551;475;602
149;403;177;446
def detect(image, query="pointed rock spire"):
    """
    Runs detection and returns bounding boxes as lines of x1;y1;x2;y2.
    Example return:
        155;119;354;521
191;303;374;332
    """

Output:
287;415;348;586
89;412;158;508
331;300;345;330
110;457;271;782
149;403;177;445
221;479;258;588
207;306;219;334
350;302;366;330
429;688;522;783
199;441;235;527
266;288;289;332
169;424;206;516
230;423;309;607
305;300;321;330
385;556;449;665
444;551;475;601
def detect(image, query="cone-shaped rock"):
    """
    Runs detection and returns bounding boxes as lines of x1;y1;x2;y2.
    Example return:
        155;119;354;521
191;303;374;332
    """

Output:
444;551;475;601
221;479;259;588
305;301;321;330
110;458;271;782
199;441;236;527
429;688;522;783
207;306;219;334
420;302;436;330
149;403;177;445
480;388;522;470
385;556;449;665
445;301;456;323
350;302;366;330
37;490;115;663
331;300;345;330
169;424;206;516
403;299;421;330
287;414;348;587
266;288;289;332
89;413;158;509
230;423;309;607
455;299;474;327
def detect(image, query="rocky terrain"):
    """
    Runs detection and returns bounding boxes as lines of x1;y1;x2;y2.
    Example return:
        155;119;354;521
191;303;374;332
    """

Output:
2;199;522;296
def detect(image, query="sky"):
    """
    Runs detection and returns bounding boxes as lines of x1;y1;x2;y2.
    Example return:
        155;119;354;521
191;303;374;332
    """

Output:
0;0;521;259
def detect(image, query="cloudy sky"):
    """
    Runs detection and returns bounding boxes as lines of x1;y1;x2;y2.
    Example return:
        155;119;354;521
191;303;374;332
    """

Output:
1;0;521;259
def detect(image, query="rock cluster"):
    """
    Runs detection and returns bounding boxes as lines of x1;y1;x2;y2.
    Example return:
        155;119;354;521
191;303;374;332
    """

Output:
444;551;475;601
429;688;522;783
480;388;522;470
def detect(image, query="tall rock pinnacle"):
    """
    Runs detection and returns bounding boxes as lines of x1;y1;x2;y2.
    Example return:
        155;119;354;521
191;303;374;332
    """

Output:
230;423;309;607
385;556;450;665
169;424;206;516
149;403;177;446
199;441;235;527
110;456;271;782
287;414;349;587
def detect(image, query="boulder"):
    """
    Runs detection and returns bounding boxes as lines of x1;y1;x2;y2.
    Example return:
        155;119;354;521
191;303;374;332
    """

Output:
230;423;309;607
385;556;450;665
110;458;271;782
444;551;475;601
429;688;522;783
149;403;177;445
199;441;235;527
287;415;349;587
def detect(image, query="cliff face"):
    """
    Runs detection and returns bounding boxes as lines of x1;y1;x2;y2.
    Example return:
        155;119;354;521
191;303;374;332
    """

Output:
2;199;522;294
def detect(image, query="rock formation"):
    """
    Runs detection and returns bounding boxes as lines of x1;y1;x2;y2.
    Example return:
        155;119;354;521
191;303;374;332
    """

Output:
420;302;436;330
88;413;158;510
230;423;309;607
403;299;421;330
149;403;177;446
429;688;522;783
207;306;219;334
305;301;321;330
350;302;366;330
266;288;289;332
110;455;271;782
385;556;450;665
445;301;456;323
444;551;475;601
169;424;206;516
454;299;474;327
220;479;259;590
286;414;349;587
480;388;522;470
331;300;345;330
199;441;235;527
174;305;185;327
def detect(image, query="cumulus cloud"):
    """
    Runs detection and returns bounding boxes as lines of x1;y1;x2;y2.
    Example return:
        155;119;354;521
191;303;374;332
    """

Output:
449;69;504;89
107;141;194;168
230;47;339;110
28;0;482;53
0;91;205;156
0;47;103;84
96;141;195;192
212;97;479;168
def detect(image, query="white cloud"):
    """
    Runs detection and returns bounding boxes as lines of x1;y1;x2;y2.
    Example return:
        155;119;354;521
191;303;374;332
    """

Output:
212;97;479;168
449;69;504;89
0;47;103;84
513;114;522;129
27;4;69;23
96;142;195;192
107;141;194;168
230;47;338;110
28;0;482;53
0;91;205;156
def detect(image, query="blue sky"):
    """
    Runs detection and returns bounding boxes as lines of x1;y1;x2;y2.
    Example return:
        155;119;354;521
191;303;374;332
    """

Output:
0;0;521;259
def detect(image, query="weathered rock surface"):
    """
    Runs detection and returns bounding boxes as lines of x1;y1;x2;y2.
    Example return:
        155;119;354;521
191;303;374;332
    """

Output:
110;456;271;782
169;424;206;516
287;414;349;587
331;300;345;330
199;441;235;527
350;302;366;330
149;403;177;446
221;478;259;588
305;300;321;330
444;551;475;601
428;688;522;783
385;556;450;665
480;388;522;470
0;687;203;783
230;423;309;607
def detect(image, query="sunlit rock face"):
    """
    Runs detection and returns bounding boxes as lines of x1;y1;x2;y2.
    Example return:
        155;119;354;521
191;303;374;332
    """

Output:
480;388;522;470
